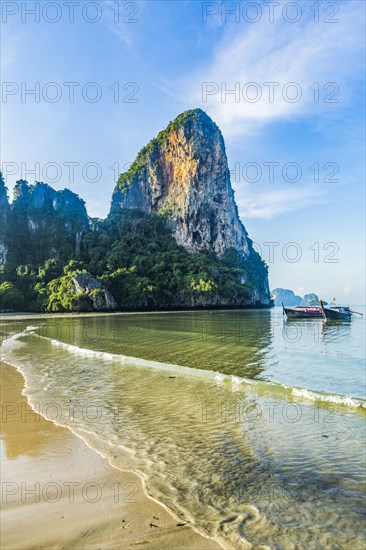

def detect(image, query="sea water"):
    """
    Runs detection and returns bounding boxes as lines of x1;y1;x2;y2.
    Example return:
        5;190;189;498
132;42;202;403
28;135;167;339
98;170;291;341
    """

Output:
1;307;365;549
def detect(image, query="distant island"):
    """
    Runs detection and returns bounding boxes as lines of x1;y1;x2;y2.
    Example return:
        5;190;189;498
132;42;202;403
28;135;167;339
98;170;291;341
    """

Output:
271;288;327;306
0;109;272;313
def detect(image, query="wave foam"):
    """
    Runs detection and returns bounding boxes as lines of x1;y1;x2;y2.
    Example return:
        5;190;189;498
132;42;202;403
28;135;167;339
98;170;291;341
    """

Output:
291;387;365;408
4;329;366;411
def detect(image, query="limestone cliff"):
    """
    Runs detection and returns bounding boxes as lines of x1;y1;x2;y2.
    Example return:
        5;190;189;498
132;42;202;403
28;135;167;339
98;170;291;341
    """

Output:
1;110;272;310
301;293;320;306
71;273;116;311
111;109;270;305
0;174;10;264
271;288;302;307
5;180;89;266
271;289;323;307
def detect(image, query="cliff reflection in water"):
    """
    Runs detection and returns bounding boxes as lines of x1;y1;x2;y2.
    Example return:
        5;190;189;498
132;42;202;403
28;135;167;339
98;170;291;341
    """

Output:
36;310;272;380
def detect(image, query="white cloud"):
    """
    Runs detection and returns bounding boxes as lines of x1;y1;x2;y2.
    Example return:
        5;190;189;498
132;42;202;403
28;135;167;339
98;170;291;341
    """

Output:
235;184;326;218
176;0;364;136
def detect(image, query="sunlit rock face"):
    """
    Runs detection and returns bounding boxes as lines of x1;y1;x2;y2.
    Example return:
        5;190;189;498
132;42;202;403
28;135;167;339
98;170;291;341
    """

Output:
71;272;116;311
111;109;270;305
0;110;271;307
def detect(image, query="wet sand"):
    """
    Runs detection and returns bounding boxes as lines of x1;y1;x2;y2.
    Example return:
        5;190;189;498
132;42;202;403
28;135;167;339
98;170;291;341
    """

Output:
0;361;220;549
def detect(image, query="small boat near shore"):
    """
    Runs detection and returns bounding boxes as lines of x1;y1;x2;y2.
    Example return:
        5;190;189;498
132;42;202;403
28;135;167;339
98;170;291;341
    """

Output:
282;301;363;320
319;300;354;320
282;303;323;319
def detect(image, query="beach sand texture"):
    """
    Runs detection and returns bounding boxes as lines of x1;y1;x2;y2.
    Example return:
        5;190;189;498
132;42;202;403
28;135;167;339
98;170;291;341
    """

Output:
0;361;220;549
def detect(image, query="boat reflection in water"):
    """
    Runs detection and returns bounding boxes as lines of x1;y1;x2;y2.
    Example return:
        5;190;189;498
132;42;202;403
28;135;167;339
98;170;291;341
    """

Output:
320;319;353;343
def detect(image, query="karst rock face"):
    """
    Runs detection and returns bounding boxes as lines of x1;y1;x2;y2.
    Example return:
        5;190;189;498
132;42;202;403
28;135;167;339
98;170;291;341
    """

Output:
0;174;10;264
1;109;271;308
111;108;270;304
111;109;251;256
3;180;89;266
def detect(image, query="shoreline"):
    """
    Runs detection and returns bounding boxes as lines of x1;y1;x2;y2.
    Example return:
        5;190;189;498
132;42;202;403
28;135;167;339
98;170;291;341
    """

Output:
2;316;365;549
0;361;221;549
0;305;274;321
4;327;365;413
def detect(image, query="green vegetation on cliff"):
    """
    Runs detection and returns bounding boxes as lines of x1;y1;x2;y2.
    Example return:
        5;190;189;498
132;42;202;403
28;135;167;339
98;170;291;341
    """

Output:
80;209;259;310
116;140;159;193
0;179;267;312
115;109;209;195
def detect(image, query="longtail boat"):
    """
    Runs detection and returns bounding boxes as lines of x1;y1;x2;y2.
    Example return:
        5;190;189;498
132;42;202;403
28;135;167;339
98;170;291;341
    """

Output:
319;300;353;320
282;303;322;319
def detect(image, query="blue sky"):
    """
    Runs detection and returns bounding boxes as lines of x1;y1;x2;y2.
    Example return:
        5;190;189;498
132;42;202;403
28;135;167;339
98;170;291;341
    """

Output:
1;0;365;302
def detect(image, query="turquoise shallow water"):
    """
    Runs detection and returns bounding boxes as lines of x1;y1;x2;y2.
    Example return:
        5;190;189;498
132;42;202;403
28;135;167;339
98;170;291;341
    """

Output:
1;309;365;549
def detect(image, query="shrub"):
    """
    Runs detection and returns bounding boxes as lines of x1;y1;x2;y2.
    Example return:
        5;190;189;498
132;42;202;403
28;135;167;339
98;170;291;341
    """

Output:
0;282;24;310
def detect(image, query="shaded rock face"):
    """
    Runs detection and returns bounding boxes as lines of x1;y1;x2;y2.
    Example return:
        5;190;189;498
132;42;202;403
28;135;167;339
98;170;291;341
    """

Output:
271;288;302;306
111;109;270;305
0;175;10;264
71;273;116;311
271;289;323;307
5;180;89;265
301;293;319;305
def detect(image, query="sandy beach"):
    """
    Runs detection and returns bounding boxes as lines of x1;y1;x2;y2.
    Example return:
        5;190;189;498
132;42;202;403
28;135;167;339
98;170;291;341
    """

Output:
0;361;220;550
